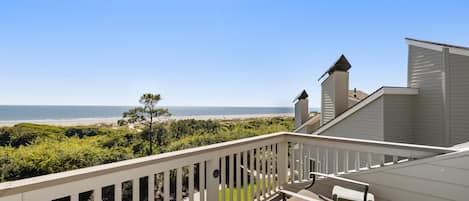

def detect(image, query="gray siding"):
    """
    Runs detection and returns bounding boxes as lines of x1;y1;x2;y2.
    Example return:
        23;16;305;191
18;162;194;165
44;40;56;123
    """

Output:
321;71;349;126
383;94;415;143
321;76;335;124
320;94;416;143
320;96;384;141
448;53;469;145
408;45;446;146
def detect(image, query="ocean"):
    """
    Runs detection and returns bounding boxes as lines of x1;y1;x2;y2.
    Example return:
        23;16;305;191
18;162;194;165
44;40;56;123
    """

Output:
0;105;318;122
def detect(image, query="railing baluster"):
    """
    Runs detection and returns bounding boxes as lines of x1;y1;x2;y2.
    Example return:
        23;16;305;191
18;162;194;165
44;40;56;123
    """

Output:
236;153;241;201
262;147;267;198
299;143;303;181
334;149;339;175
94;187;102;201
315;146;320;173
71;194;78;201
199;162;205;201
368;153;372;169
189;164;194;201
243;151;248;201
277;141;288;187
265;146;269;195
115;182;122;201
206;159;219;201
133;178;140;201
324;148;329;174
164;171;170;201
355;152;360;172
249;149;255;200
148;174;155;201
345;150;349;173
229;154;234;201
290;143;295;184
256;147;261;201
304;144;308;180
177;167;182;201
306;145;311;179
271;144;275;192
267;145;272;195
274;144;279;190
221;156;226;201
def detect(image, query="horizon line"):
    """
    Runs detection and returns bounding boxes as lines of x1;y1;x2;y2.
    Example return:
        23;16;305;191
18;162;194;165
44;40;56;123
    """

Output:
0;104;321;108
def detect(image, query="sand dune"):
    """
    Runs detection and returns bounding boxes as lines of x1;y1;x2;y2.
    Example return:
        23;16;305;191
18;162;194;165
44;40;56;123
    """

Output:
0;113;293;127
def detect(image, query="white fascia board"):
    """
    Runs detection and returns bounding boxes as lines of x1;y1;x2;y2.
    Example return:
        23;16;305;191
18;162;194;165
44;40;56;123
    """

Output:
406;39;443;51
312;87;418;135
406;39;469;57
381;87;419;95
449;48;469;57
294;114;320;132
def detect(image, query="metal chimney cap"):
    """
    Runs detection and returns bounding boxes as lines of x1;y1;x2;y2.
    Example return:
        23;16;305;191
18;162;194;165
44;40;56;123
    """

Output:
293;89;309;102
318;55;351;81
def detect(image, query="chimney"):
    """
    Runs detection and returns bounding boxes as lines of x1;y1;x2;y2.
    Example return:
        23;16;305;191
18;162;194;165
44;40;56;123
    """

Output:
319;55;351;125
293;90;309;128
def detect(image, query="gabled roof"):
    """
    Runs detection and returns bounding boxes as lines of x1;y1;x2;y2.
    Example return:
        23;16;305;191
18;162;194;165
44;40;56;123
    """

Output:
294;87;418;134
312;87;418;135
318;55;351;81
292;90;309;102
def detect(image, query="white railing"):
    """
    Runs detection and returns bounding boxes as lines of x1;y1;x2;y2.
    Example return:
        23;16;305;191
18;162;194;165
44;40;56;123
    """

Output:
0;132;456;201
284;133;456;184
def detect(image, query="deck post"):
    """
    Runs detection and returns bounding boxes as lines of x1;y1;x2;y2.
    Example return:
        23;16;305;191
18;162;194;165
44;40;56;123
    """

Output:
277;140;288;187
205;159;219;201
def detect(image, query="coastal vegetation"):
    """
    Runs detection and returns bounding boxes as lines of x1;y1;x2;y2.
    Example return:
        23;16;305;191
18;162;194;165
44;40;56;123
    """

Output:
0;116;294;182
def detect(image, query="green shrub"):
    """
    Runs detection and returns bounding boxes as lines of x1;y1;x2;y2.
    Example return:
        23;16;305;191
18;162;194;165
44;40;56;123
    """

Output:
0;138;133;182
6;123;65;147
0;117;294;182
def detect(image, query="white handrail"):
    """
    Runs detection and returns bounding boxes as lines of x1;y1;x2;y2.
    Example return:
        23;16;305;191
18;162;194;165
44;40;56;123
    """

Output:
284;132;456;157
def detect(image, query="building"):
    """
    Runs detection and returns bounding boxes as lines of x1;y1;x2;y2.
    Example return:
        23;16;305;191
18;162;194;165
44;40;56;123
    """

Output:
295;38;469;147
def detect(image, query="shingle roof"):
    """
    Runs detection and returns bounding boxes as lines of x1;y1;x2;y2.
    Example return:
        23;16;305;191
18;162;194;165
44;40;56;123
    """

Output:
348;89;368;100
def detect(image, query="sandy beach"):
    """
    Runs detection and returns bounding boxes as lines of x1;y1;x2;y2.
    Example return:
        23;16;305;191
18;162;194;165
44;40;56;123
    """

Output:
0;113;293;127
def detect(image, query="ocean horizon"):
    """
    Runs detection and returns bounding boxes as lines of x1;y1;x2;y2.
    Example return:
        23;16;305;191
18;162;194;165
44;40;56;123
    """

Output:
0;105;319;122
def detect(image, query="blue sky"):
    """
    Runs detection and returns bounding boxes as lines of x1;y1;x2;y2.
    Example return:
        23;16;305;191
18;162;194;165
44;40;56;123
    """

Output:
1;1;469;107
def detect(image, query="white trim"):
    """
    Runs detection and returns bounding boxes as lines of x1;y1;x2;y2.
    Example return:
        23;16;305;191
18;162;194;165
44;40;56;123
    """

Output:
285;132;455;154
449;48;469;57
311;87;418;135
406;39;469;57
294;114;320;132
381;87;419;95
406;39;442;52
